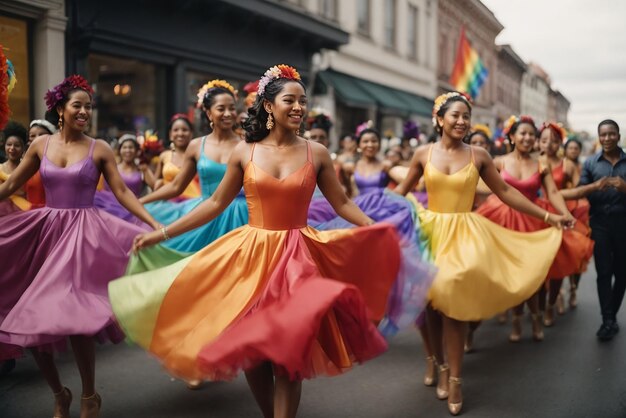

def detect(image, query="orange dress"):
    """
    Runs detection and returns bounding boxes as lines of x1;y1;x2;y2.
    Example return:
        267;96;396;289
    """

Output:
25;171;46;208
109;141;432;381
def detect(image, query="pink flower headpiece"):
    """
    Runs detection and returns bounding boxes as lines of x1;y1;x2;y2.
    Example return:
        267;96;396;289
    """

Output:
44;75;93;111
503;115;536;137
257;65;301;97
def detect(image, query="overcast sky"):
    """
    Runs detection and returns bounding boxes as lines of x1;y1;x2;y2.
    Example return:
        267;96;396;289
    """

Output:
481;0;626;135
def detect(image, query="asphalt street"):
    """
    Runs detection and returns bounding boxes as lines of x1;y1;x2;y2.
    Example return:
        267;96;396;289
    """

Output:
2;263;626;418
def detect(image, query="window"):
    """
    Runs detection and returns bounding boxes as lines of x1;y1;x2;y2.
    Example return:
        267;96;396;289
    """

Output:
407;4;419;60
319;0;337;20
384;0;396;49
357;0;370;35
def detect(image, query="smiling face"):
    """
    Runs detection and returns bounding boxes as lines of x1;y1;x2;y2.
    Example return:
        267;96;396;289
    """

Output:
4;136;25;162
469;133;490;151
539;128;562;157
119;140;139;163
266;81;307;132
437;101;471;140
58;90;92;132
169;119;192;149
511;122;537;154
207;93;236;131
598;123;621;153
359;132;381;158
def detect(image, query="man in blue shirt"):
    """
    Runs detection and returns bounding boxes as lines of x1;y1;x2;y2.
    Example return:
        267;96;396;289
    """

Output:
565;119;626;341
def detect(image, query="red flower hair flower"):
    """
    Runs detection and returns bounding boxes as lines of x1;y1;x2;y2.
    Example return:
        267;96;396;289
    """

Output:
44;75;94;111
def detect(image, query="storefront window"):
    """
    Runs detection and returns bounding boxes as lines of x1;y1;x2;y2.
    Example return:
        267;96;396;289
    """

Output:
87;54;165;141
0;15;30;126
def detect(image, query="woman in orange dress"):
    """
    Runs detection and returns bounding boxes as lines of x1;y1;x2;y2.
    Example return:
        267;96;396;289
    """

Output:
109;65;434;418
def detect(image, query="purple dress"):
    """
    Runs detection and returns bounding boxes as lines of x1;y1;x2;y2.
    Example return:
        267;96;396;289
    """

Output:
0;137;145;358
94;169;147;226
307;168;435;335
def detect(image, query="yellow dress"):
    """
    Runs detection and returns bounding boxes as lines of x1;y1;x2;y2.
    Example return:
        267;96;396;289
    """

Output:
0;170;31;212
418;145;562;321
161;151;201;199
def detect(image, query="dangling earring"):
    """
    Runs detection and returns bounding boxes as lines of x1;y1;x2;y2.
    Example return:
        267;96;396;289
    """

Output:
210;121;214;129
266;113;274;130
296;129;300;136
58;114;64;130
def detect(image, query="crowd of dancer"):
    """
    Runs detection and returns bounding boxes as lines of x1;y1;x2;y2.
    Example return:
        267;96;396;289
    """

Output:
0;61;624;418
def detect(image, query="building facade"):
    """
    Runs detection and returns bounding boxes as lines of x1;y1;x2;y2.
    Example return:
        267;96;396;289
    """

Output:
494;44;526;122
64;0;349;140
548;88;570;128
309;0;438;144
437;0;503;128
0;0;67;126
520;62;550;125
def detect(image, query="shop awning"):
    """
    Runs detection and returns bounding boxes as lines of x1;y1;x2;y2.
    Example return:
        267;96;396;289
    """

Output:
315;70;433;116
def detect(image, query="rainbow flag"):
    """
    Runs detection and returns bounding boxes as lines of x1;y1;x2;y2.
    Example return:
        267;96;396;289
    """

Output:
449;27;488;99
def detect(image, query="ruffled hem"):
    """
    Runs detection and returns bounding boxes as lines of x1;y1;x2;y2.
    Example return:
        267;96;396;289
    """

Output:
418;208;562;321
0;207;144;352
110;223;412;381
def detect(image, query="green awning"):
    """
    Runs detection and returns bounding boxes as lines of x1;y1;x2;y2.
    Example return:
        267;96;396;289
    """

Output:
314;70;433;117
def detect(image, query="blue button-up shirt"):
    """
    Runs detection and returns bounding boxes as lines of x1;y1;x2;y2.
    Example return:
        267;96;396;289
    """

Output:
579;149;626;217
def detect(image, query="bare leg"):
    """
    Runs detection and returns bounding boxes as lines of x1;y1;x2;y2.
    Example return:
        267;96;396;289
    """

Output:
443;315;466;411
426;306;448;399
465;321;480;353
418;322;437;386
569;274;580;308
31;348;72;418
244;362;274;418
510;302;524;342
273;372;302;418
69;335;96;396
527;293;544;341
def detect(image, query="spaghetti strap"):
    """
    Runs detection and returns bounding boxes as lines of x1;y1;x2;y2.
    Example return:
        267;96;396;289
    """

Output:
250;142;256;163
88;139;96;158
305;140;313;164
427;144;434;162
469;146;475;164
42;135;52;159
200;136;207;160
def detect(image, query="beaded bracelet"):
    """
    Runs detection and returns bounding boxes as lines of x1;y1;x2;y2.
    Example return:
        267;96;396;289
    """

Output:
160;226;171;241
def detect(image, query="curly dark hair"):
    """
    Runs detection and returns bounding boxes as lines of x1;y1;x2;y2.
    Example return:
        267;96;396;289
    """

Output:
307;113;332;134
3;120;28;146
243;78;306;143
202;87;236;111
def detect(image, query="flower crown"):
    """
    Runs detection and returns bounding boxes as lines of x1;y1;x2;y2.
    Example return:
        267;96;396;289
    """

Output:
355;120;374;138
471;124;492;139
44;75;94;111
503;115;536;137
540;121;567;143
196;79;238;108
306;107;332;131
432;92;472;128
257;64;301;97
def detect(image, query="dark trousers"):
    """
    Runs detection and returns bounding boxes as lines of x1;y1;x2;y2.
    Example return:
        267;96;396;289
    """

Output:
591;214;626;322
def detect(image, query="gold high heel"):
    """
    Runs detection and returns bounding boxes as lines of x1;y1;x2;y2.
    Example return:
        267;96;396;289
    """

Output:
447;376;463;416
531;313;544;341
436;364;450;400
509;314;522;342
80;392;101;418
53;387;72;418
424;356;437;386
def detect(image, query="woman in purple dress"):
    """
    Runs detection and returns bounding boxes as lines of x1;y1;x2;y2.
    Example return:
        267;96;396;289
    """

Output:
94;135;156;225
0;75;159;418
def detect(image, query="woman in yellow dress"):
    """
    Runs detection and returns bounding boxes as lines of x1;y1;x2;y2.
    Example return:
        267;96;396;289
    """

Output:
395;92;573;415
0;121;31;215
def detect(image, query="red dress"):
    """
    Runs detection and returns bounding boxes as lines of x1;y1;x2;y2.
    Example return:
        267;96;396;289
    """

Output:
25;171;46;209
477;167;593;279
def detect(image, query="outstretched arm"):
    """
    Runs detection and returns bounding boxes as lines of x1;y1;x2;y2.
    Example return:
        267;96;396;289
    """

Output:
393;146;427;196
98;141;160;229
133;142;246;250
139;139;199;203
0;137;42;201
476;148;571;229
316;144;373;226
